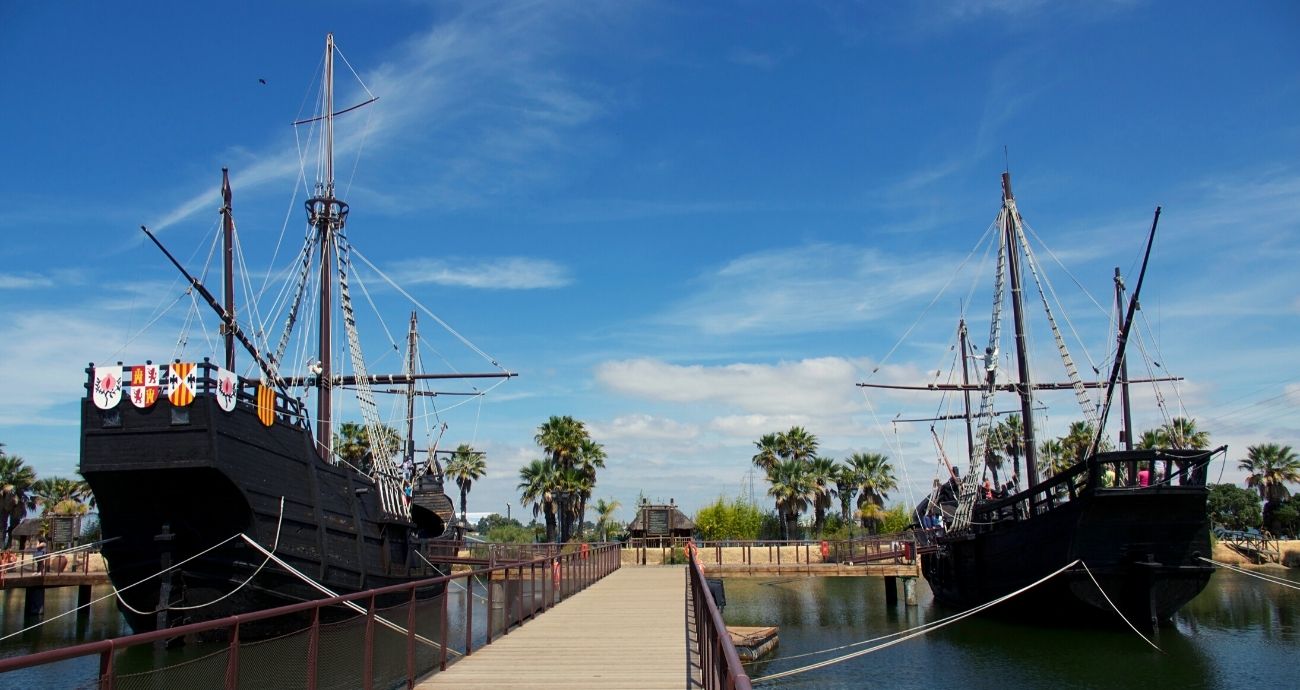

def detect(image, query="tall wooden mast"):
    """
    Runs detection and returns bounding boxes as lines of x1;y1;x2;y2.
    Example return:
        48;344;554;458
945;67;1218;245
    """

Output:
1115;267;1134;451
1002;172;1039;488
305;33;349;460
220;168;236;371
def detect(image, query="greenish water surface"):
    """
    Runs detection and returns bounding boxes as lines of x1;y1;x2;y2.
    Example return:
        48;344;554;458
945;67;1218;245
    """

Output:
724;568;1298;689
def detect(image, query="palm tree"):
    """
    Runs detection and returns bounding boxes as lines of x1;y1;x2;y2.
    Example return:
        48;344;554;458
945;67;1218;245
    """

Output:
807;456;839;536
333;422;401;472
1038;438;1069;478
1055;421;1105;473
834;463;859;524
990;415;1025;484
518;459;556;542
553;466;587;542
445;443;487;534
848;452;897;533
592;498;622;541
535;416;586;471
752;433;781;473
1239;444;1300;532
573;438;607;538
1164;417;1209;450
780;426;819;464
31;477;90;508
1134;428;1166;450
766;459;813;540
1;446;38;547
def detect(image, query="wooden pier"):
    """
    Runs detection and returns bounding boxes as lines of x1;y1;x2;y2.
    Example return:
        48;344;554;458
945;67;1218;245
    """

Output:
416;566;687;689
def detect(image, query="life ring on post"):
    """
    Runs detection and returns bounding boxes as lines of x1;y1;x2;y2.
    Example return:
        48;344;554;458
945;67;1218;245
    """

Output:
685;539;698;561
580;542;590;560
820;540;830;560
552;559;561;586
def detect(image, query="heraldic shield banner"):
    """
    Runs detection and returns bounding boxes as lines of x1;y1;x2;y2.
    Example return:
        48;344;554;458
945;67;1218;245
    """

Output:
215;368;238;412
168;362;198;407
92;366;123;410
130;364;160;408
257;385;275;426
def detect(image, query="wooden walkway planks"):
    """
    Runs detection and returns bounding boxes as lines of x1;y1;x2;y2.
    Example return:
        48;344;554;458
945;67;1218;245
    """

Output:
416;566;687;690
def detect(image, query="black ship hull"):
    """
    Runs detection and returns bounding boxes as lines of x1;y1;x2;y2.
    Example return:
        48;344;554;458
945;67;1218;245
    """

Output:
80;374;456;636
920;450;1215;627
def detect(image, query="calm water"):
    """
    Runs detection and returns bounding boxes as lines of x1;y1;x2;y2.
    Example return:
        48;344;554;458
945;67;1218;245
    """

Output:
725;569;1299;689
3;571;1297;688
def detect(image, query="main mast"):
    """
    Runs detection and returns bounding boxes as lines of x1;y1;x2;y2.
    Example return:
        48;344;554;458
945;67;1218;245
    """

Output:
1002;172;1039;487
305;33;349;460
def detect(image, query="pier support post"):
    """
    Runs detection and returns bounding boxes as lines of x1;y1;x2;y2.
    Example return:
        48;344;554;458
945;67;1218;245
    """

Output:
903;576;917;606
78;583;93;609
24;586;46;617
884;576;897;605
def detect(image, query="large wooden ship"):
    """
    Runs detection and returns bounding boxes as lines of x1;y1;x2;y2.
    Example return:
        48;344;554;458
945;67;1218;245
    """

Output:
79;35;512;634
863;172;1222;626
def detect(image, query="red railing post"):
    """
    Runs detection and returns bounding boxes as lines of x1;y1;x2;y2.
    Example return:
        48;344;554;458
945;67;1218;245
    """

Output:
223;620;241;690
364;594;376;690
464;574;474;656
439;585;449;671
306;607;320;690
98;641;114;690
406;586;417;687
485;568;495;644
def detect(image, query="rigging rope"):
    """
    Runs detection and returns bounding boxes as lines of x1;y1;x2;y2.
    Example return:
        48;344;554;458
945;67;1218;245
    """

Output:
1015;221;1099;426
953;209;1008;532
350;247;509;371
750;559;1082;683
336;236;409;519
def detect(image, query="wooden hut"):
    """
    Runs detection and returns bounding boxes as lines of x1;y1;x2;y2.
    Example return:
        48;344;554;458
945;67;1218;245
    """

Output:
627;500;694;545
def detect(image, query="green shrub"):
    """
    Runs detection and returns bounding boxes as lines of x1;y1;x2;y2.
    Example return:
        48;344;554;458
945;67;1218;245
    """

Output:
694;496;765;540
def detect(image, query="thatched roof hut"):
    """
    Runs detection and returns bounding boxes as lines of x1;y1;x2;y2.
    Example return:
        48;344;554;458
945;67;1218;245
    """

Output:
627;501;694;544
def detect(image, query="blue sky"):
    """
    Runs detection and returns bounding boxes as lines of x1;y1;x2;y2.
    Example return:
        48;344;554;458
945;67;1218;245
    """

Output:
2;1;1297;523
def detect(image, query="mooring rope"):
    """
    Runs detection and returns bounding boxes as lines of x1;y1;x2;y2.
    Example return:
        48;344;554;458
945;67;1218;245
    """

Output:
750;559;1081;683
1077;560;1161;651
240;535;462;656
114;498;287;616
415;549;488;603
1199;556;1300;590
0;528;251;643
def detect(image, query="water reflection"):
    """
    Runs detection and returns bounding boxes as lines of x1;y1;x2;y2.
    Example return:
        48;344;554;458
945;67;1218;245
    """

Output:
725;569;1298;689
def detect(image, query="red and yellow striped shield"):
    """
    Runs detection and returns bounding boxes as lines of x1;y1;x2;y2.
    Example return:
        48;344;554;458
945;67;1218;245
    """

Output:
257;385;275;427
167;362;196;407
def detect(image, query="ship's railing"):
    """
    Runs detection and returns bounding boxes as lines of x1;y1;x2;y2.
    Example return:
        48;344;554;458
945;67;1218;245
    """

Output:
967;447;1219;530
84;359;309;429
687;548;752;690
0;543;622;689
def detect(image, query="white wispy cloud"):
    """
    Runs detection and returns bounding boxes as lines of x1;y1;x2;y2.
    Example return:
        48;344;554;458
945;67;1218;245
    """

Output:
654;243;962;336
589;414;701;442
594;356;867;417
150;3;619;230
388;256;571;289
0;273;55;289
